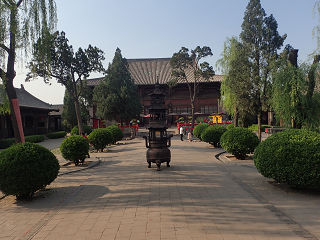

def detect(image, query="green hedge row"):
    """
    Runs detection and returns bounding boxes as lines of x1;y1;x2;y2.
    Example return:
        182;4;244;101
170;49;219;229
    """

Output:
0;135;45;149
47;131;67;139
248;124;271;132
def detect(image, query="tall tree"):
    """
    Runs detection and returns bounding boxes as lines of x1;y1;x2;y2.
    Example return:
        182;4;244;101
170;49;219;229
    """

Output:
272;52;320;131
0;0;57;143
61;85;92;132
27;31;105;135
169;46;215;128
239;0;286;140
216;37;252;127
93;48;142;128
313;1;320;54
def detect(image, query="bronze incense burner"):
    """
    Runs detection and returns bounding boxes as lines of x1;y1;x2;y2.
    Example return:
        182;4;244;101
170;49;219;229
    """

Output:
143;83;173;171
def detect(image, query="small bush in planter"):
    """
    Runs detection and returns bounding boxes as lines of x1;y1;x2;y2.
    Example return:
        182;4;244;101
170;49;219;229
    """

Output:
178;117;185;124
71;124;92;135
201;125;227;147
253;129;320;188
106;125;124;144
220;127;259;159
193;123;209;140
60;135;89;165
0;142;60;199
88;128;113;152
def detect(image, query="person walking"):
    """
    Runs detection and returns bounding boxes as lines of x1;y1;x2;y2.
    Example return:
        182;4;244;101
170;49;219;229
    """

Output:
180;126;184;141
188;131;192;142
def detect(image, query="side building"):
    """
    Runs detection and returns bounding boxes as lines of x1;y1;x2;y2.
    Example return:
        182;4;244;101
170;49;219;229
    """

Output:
87;58;224;128
0;85;59;139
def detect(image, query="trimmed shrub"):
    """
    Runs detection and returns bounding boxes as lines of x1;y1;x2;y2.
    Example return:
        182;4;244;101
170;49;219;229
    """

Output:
88;128;113;152
201;125;227;147
47;131;67;139
0;135;45;149
0;142;60;199
193;123;209;140
220;127;259;159
71;124;92;135
248;124;270;132
25;135;45;143
253;129;320;188
0;138;16;149
226;123;234;130
106;125;124;144
60;135;89;165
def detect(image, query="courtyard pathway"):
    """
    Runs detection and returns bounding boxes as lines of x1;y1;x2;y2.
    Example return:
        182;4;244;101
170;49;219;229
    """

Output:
0;135;319;240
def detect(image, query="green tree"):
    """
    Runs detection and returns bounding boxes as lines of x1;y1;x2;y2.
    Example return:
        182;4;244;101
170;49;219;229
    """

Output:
0;0;57;143
93;48;142;128
169;46;215;128
27;31;105;135
61;86;91;132
272;55;320;130
216;37;252;127
239;0;286;141
313;1;320;54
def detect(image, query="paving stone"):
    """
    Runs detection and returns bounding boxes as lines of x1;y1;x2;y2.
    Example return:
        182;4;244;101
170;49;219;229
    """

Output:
0;136;318;240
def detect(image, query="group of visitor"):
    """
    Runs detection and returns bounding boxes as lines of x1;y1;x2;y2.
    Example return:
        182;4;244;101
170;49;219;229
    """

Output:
179;126;192;142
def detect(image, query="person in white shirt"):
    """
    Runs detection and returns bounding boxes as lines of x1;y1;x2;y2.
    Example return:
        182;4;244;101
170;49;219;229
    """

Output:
180;126;184;141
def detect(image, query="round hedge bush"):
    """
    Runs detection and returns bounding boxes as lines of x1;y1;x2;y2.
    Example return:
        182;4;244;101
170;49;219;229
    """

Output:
253;129;320;187
193;123;210;140
106;125;124;144
71;124;92;135
0;142;60;199
88;128;113;152
226;123;234;130
201;125;227;147
60;135;89;165
220;127;259;159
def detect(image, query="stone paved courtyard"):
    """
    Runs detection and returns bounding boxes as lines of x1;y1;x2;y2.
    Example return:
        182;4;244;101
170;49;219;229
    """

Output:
0;135;319;240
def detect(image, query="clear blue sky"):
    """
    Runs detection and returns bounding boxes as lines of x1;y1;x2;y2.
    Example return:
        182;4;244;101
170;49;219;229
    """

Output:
14;0;319;104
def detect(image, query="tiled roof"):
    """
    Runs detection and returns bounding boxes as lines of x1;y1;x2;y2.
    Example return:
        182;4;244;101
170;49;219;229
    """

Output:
0;85;59;112
87;58;222;86
128;58;172;85
49;104;63;115
86;77;104;87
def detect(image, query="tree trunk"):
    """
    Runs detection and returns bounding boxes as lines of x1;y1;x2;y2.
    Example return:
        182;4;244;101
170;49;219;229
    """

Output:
120;116;123;129
191;101;195;129
257;113;262;142
233;108;239;127
5;78;25;143
71;79;84;135
306;55;320;99
4;5;25;143
73;95;84;135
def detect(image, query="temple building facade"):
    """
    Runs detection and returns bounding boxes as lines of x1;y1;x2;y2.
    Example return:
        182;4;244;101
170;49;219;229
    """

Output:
87;58;224;127
0;85;61;139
